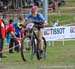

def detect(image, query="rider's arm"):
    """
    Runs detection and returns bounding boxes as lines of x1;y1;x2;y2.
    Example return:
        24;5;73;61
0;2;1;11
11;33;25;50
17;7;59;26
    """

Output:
38;13;48;26
43;21;48;26
25;13;32;24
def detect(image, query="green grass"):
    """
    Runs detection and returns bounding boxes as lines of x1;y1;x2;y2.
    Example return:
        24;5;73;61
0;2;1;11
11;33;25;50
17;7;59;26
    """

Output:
48;15;75;26
0;41;75;69
65;1;75;7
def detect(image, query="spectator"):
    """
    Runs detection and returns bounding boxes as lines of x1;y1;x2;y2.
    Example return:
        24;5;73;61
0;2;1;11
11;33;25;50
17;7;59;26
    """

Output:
61;0;66;5
0;15;6;58
58;0;61;7
8;17;25;53
58;0;66;7
33;0;39;6
6;19;14;44
49;0;56;12
39;0;43;6
53;19;59;27
6;19;18;53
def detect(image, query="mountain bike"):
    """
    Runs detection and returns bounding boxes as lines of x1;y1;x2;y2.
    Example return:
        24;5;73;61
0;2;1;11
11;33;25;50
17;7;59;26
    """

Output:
20;22;46;62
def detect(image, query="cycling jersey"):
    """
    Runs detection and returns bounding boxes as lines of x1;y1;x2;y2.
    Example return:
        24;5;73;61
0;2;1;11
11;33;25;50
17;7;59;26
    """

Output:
27;13;45;23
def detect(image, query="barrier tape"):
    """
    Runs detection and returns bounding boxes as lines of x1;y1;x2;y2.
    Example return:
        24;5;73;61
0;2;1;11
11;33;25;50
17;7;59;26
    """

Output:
0;38;22;54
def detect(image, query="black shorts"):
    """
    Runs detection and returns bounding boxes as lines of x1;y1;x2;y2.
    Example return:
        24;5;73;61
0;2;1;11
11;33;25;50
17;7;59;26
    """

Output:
34;23;43;30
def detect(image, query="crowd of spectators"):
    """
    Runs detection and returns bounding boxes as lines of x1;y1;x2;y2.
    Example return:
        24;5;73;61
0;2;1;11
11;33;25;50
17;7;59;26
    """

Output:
0;15;25;58
0;0;67;12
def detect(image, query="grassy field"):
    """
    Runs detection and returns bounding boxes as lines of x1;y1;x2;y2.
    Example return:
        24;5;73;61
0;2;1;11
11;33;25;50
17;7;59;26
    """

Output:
0;1;75;69
48;15;75;26
0;41;75;69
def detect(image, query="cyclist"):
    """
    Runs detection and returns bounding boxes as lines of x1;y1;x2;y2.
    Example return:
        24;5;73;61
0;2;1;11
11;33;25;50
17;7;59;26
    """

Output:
25;6;48;53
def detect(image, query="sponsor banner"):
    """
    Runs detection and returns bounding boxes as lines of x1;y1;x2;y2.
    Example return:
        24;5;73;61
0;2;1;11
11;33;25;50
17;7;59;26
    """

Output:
43;26;75;41
69;26;75;38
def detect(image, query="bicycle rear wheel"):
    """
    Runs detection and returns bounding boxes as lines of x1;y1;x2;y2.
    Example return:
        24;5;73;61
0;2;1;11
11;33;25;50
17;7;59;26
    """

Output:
36;37;46;60
42;37;46;59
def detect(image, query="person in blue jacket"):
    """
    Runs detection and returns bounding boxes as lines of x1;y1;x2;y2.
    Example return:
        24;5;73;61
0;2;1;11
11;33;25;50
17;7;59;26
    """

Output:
9;17;24;53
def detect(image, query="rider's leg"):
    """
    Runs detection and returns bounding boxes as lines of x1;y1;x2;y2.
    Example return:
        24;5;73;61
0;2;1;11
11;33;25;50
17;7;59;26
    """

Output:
38;29;43;52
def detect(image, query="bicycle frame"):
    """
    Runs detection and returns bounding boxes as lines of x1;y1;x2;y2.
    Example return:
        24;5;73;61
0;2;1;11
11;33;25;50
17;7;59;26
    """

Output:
25;23;38;40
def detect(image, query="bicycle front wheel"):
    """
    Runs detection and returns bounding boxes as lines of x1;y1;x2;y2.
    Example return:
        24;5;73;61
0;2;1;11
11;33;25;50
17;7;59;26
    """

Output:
21;36;32;62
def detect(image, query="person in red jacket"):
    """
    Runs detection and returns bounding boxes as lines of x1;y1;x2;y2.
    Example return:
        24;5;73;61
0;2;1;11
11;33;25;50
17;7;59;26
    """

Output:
6;19;15;37
0;16;6;58
6;19;19;53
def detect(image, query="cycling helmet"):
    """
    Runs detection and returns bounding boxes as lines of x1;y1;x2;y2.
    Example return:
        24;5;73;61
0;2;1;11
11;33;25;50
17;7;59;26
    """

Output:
31;6;38;14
